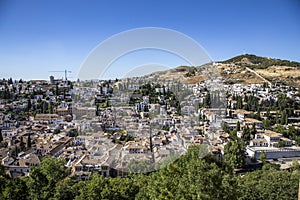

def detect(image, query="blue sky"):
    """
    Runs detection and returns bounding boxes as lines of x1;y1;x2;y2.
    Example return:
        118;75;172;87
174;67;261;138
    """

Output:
0;0;299;80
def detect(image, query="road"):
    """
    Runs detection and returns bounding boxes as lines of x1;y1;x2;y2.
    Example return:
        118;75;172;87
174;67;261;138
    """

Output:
245;67;272;87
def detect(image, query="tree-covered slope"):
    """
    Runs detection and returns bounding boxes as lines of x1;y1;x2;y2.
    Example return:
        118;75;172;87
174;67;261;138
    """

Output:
222;54;300;69
1;145;300;200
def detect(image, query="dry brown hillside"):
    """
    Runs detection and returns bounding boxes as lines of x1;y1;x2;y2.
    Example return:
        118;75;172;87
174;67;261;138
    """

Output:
146;55;300;86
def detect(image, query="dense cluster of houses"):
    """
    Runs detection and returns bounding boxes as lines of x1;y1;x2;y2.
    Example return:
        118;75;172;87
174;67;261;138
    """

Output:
1;74;300;178
195;82;300;164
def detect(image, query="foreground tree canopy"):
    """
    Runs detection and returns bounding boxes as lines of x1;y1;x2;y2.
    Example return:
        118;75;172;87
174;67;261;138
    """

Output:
0;145;300;200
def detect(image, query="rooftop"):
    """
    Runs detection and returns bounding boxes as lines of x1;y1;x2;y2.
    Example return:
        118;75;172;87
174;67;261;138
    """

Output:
264;130;282;138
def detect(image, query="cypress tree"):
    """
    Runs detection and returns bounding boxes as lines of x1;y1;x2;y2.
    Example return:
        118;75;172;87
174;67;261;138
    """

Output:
236;121;241;131
20;136;25;151
0;129;3;142
27;133;31;149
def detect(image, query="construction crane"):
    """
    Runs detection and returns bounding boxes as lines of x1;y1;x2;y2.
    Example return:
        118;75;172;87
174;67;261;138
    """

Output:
49;69;72;81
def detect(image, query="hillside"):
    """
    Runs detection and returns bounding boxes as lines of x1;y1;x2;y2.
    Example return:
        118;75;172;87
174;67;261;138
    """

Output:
220;54;300;86
146;54;300;86
222;54;300;69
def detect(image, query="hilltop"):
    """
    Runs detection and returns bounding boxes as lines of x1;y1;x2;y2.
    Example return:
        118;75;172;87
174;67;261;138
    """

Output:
146;54;300;86
220;54;300;86
221;54;300;69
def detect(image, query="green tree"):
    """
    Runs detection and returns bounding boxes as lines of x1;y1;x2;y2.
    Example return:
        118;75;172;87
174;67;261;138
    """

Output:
260;151;266;163
27;133;31;149
136;145;238;200
27;99;32;111
42;101;48;114
8;78;13;85
236;121;241;131
0;175;7;196
262;163;280;171
290;160;300;172
262;119;271;130
224;140;245;169
237;170;299;199
242;126;250;142
27;157;69;200
222;122;230;134
53;129;60;134
1;178;29;200
250;124;257;137
281;109;288;125
19;136;25;151
75;174;107;200
52;177;76;200
48;104;54;114
0;163;5;176
0;129;3;142
237;96;243;109
14;145;19;157
102;177;138;200
279;140;286;148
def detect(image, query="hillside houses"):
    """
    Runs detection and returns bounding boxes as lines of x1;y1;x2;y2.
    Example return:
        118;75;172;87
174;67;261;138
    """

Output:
1;74;300;179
